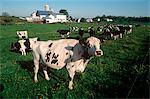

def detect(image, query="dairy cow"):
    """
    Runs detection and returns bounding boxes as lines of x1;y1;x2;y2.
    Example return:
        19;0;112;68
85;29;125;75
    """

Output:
57;29;71;38
29;37;103;90
17;31;28;39
11;38;38;55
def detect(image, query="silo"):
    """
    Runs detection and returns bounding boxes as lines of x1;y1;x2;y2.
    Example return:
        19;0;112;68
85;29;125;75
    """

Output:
44;4;50;11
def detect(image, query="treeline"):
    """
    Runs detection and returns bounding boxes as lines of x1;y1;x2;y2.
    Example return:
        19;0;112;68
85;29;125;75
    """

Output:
0;15;149;25
0;16;26;25
92;15;150;23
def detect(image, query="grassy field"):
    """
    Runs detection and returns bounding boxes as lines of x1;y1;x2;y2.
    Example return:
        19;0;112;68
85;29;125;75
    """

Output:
0;22;149;98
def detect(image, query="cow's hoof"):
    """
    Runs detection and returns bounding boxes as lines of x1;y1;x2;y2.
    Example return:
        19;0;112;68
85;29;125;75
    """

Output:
46;77;50;81
68;84;73;90
69;86;73;90
34;80;38;83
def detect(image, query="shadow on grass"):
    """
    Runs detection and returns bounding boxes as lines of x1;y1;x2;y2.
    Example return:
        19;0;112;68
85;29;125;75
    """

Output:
16;60;35;81
16;60;69;83
16;60;70;98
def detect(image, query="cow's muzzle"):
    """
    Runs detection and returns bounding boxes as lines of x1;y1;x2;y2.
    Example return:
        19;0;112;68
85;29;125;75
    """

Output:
96;51;103;56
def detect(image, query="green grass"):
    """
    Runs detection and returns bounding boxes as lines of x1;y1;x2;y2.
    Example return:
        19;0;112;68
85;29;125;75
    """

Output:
0;22;149;98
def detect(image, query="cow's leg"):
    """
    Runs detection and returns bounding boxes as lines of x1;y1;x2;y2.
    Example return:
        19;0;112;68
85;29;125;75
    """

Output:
43;66;50;81
34;59;39;82
67;64;75;90
33;52;40;82
23;49;26;56
114;36;117;40
67;32;70;37
120;33;123;38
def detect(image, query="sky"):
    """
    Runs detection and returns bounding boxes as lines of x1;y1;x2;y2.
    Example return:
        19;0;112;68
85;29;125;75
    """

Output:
0;0;149;18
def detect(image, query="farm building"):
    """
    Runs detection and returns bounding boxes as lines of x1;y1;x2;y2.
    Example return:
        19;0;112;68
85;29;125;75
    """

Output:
26;4;67;23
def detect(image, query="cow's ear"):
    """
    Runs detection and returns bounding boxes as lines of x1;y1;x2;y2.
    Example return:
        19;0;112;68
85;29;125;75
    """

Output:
99;38;104;44
37;37;40;41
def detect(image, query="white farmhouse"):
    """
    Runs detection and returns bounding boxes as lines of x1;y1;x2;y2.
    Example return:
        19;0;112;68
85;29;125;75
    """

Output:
26;5;67;23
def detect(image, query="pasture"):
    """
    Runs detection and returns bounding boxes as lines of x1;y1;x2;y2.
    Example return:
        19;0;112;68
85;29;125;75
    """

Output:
0;22;149;98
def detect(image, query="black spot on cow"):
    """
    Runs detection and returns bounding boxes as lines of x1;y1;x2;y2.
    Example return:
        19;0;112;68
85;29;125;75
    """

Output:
51;59;58;64
52;53;59;59
49;43;53;48
56;63;58;65
24;39;31;50
45;51;51;62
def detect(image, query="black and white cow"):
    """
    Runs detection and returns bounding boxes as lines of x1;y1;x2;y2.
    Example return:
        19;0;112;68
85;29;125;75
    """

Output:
57;29;71;38
78;27;85;38
103;25;123;40
11;38;38;55
88;27;96;37
124;25;133;34
70;26;79;32
29;37;103;90
17;31;28;39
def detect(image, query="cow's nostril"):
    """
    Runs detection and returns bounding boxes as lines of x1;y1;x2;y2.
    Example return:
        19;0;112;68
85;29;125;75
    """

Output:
96;51;101;55
22;36;25;39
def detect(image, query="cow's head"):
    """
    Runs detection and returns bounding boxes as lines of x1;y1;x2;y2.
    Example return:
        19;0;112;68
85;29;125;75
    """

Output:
17;31;28;39
85;37;103;57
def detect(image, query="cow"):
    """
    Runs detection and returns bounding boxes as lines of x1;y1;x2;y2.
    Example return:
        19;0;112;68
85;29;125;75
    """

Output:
11;38;38;55
78;27;85;38
97;26;103;33
29;37;103;90
57;29;71;38
70;26;79;32
17;31;28;39
124;25;132;34
88;27;96;37
103;25;123;40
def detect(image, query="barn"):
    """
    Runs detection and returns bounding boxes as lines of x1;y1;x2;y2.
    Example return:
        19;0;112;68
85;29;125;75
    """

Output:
26;5;67;23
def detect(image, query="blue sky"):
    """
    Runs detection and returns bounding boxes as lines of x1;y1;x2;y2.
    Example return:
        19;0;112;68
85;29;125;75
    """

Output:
0;0;149;18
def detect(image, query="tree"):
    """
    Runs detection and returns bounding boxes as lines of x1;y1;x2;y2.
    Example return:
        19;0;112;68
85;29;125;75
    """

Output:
2;12;9;17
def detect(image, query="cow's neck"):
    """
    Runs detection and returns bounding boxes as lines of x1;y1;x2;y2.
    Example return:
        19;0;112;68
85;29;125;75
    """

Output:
82;46;91;60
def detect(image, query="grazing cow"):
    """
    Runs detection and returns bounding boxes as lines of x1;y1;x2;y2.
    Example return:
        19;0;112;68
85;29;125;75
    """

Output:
88;27;96;37
97;26;103;32
78;27;84;38
111;26;123;40
30;37;103;90
103;25;123;40
57;29;71;38
124;25;132;34
11;38;38;55
17;31;28;39
70;27;79;32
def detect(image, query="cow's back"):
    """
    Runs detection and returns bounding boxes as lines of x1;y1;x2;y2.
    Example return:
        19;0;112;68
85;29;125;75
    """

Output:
37;39;79;69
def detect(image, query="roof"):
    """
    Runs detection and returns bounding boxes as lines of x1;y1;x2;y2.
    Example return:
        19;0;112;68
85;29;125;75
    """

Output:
36;10;65;16
36;10;52;16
